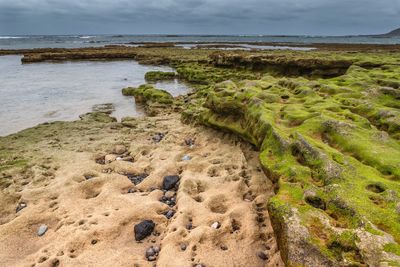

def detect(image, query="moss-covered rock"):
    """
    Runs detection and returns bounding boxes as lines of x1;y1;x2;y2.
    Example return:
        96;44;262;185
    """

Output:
144;71;177;81
122;84;173;105
188;61;400;265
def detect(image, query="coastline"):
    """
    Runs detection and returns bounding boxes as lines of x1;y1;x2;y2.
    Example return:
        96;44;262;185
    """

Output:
1;44;400;266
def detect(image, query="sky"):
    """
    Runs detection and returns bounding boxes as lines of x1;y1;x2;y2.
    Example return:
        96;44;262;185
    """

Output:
0;0;399;35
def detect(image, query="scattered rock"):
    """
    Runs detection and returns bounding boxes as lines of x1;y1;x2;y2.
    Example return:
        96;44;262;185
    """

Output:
134;220;155;241
186;222;193;230
211;222;221;229
164;210;175;219
182;155;191;161
124;173;148;185
95;155;106;165
184;138;195;147
165;191;175;199
147;255;156;261
257;251;268;260
84;174;95;180
16;202;27;213
153;246;160;254
37;224;48;236
114;145;127;155
152;133;165;143
162;175;180;190
127;188;137;193
180;243;187;251
146;247;156;258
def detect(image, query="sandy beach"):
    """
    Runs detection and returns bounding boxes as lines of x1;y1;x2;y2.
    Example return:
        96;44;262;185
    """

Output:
0;112;283;267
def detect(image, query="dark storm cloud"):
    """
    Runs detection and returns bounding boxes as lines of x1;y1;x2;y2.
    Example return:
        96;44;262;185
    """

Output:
0;0;399;35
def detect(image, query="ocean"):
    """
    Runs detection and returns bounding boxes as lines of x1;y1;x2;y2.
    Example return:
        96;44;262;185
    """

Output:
0;34;400;49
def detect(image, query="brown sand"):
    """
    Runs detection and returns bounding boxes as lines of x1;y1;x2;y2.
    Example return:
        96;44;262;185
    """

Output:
0;113;283;267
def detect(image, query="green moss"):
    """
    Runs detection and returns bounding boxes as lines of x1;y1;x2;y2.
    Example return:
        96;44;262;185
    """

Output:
184;55;400;265
384;243;400;256
144;71;176;81
122;84;174;104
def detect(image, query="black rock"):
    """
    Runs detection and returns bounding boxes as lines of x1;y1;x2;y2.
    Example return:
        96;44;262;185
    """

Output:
146;247;156;258
185;138;195;146
257;251;268;261
134;220;155;241
16;202;27;213
165;210;174;219
152;133;165;143
162;175;180;191
125;173;148;185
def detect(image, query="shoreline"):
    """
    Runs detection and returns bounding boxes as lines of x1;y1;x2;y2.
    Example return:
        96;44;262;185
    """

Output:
1;44;400;266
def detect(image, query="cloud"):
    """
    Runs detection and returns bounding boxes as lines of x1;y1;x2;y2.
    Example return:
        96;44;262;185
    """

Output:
0;0;399;35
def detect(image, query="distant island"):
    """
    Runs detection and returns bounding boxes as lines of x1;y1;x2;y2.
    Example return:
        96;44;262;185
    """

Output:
377;27;400;37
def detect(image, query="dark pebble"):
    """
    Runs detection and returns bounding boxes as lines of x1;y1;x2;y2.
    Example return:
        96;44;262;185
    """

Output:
186;222;193;230
152;133;165;143
16;202;27;213
180;243;187;251
257;251;268;261
91;239;97;245
127;188;136;193
134;220;155;241
146;247;156;258
125;173;148;185
165;210;174;219
162;175;180;191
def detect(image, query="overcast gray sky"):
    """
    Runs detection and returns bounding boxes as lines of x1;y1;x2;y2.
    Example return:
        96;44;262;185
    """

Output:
0;0;399;35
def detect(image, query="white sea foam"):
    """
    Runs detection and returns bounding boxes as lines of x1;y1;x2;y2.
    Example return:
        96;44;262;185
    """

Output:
0;36;24;39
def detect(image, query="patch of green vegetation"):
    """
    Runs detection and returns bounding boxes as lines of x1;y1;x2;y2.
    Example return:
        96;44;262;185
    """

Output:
384;243;400;256
182;51;400;265
144;71;176;81
122;84;174;104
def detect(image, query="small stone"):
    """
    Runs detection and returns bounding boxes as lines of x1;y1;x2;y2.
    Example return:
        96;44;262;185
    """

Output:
220;245;228;250
116;157;123;161
134;220;155;241
257;251;268;260
182;155;191;161
128;188;136;193
91;239;98;245
180;243;187;251
195;264;205;267
16;202;27;213
165;191;175;199
153;246;160;254
162;175;180;190
165;210;174;219
114;145;127;155
211;222;220;229
37;224;48;236
186;222;193;230
147;255;156;261
146;247;156;258
152;133;165;143
184;138;195;146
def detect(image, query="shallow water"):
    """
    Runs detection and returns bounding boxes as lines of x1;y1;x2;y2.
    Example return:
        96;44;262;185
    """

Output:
0;56;190;136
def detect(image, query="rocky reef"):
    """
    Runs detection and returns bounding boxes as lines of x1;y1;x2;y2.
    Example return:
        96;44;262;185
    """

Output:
184;53;400;266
